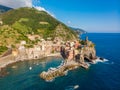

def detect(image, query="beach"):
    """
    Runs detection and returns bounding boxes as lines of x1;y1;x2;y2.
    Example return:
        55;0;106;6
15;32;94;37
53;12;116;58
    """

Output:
0;53;61;72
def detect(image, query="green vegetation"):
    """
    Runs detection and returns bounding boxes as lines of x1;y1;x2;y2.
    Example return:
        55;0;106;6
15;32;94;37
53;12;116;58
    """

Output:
90;43;95;48
80;40;86;45
0;7;59;32
0;7;78;55
0;46;8;55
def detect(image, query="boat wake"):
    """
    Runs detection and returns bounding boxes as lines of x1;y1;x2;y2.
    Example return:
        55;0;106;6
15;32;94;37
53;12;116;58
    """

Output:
65;85;79;90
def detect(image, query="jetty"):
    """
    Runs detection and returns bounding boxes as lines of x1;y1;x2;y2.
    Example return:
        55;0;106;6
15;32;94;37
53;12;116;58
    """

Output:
40;61;89;81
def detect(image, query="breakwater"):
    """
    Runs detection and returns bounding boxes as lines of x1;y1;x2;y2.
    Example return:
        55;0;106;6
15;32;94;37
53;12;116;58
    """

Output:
40;61;89;81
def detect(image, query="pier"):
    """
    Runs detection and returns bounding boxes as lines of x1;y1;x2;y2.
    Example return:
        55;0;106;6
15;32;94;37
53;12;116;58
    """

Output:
40;61;89;81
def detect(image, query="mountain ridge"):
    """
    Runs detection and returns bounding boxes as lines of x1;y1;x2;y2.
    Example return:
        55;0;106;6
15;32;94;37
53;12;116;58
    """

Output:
0;5;12;14
69;27;86;34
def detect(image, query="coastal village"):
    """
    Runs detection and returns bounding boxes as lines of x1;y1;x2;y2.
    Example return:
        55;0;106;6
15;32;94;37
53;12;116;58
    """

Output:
0;35;96;63
0;33;97;80
0;7;97;80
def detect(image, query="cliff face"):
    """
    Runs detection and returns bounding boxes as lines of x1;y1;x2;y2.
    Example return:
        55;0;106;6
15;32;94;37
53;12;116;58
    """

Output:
81;46;96;60
60;38;96;63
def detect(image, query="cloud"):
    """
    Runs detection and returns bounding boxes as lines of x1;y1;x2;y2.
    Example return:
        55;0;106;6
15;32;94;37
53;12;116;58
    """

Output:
67;21;71;24
0;0;32;8
33;6;55;17
33;6;46;11
0;0;55;17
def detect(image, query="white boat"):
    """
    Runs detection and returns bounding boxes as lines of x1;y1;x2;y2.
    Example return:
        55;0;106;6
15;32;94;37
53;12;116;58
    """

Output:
74;85;79;89
29;67;32;70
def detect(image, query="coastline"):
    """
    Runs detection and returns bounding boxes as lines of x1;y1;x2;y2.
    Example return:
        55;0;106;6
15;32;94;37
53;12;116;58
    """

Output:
0;53;61;72
0;33;119;90
0;36;97;79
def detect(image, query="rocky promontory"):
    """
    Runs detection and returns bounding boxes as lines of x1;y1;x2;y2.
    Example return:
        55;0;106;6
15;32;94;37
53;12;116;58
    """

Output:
40;37;97;81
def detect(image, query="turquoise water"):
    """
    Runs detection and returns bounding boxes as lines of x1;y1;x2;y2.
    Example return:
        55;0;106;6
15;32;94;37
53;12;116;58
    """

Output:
0;33;120;90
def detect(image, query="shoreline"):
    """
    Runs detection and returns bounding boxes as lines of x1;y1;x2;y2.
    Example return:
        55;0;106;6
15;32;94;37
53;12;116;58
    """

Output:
0;53;61;72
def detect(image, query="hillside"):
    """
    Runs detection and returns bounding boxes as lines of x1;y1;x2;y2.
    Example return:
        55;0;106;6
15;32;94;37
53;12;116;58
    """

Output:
69;27;86;34
0;5;12;14
0;7;78;55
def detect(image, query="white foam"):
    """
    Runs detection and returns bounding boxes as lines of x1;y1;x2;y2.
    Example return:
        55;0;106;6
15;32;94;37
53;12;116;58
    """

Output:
86;62;91;67
64;70;68;76
46;79;54;82
92;57;109;64
103;58;109;62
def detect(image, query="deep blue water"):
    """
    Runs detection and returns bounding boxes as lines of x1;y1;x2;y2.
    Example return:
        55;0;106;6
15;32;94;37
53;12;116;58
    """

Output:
0;33;120;90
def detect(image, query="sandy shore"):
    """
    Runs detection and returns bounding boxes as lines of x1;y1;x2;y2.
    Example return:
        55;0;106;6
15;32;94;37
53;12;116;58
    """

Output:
0;53;61;72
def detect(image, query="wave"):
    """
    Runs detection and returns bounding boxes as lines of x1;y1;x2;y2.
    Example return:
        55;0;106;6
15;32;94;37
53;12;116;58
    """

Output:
46;79;55;82
92;57;109;64
85;62;91;67
64;70;68;76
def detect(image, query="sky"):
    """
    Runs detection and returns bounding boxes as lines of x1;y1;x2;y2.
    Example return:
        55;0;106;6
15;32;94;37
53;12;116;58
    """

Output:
0;0;119;33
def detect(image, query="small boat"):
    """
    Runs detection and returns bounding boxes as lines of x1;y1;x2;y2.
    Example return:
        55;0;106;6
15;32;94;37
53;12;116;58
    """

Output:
65;85;79;90
29;67;32;70
74;85;79;89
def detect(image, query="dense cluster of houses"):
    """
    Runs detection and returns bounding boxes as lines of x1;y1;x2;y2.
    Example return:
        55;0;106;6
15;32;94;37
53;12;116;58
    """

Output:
14;38;62;60
11;34;96;62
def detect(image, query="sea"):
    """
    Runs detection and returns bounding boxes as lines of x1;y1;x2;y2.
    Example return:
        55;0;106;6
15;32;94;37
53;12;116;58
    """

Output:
0;33;120;90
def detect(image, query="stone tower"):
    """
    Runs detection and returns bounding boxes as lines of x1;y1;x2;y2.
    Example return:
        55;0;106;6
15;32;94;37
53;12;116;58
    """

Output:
85;36;88;42
85;36;89;46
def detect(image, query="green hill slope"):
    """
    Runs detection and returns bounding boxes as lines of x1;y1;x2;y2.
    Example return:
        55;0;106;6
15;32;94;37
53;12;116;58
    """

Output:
0;7;78;54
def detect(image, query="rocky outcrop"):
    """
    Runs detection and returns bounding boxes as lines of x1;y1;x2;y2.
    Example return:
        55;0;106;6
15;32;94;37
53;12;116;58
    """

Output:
60;40;96;63
81;46;96;60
